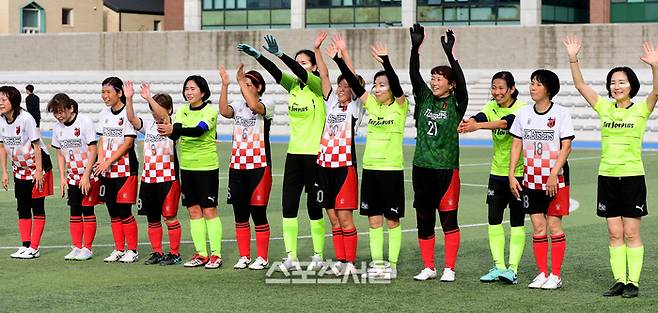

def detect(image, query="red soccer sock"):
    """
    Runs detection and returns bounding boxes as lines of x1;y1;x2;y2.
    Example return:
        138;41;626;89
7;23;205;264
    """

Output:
30;214;46;249
122;215;138;251
18;218;32;246
419;236;436;270
110;217;125;251
165;220;182;255
83;215;97;250
235;222;251;258
343;227;358;263
550;233;566;277
444;229;460;270
332;227;346;262
255;224;270;260
533;235;549;275
147;221;163;254
70;216;83;248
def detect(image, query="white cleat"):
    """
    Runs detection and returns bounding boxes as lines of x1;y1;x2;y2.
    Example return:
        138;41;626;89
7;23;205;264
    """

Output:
278;254;301;272
233;256;251;269
16;247;40;259
103;250;125;263
307;254;325;272
440;267;456;282
10;247;29;258
330;261;345;276
248;256;269;270
342;262;357;277
414;267;438;281
65;247;81;260
75;248;93;261
119;250;139;263
528;272;549;289
541;273;563;290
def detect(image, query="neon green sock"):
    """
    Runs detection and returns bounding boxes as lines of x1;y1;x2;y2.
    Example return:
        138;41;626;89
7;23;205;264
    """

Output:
508;226;526;273
369;227;384;265
309;218;325;258
388;225;402;268
282;217;298;259
488;224;506;270
609;245;627;284
190;218;208;257
206;217;223;257
627;245;644;287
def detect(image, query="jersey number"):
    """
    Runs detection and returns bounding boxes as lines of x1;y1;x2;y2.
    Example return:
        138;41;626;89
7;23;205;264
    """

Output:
426;120;437;136
533;142;543;156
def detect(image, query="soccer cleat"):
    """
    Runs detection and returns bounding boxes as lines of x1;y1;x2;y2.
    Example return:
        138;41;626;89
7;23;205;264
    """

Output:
480;267;504;282
248;256;269;270
104;250;125;263
233;256;251;269
307;254;325;272
75;248;93;261
205;255;224;269
414;267;438;281
498;268;519;284
119;250;139;263
603;282;626;297
528;272;549;289
278;254;301;272
386;264;398;280
184;253;209;267
440;268;456;282
144;252;164;265
342;262;357;277
160;253;182;266
330;261;345;276
16;247;40;259
540;273;562;290
361;266;386;280
622;283;639;298
64;247;81;260
10;247;29;258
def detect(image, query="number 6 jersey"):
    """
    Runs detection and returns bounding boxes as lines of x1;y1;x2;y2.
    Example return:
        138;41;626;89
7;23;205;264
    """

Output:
509;103;575;190
228;100;274;170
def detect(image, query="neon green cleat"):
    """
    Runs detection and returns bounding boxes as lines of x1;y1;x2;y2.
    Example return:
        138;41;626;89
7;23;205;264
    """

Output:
480;267;505;282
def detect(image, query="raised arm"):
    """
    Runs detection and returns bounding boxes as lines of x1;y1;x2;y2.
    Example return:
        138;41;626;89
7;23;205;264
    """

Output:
409;23;427;93
441;29;467;109
328;43;367;104
237;64;266;116
218;65;234;119
139;83;170;122
563;35;598;108
237;43;283;83
124;81;142;130
313;31;332;99
262;35;309;83
641;42;658;111
332;33;355;74
371;42;406;105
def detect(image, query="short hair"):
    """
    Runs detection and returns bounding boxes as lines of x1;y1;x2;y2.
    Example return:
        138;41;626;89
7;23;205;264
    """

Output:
491;71;519;99
373;70;387;82
245;70;266;96
183;75;211;102
295;49;317;66
336;74;365;88
606;67;640;99
47;93;78;114
152;93;173;115
430;65;457;86
102;77;126;104
530;69;560;100
26;85;34;93
0;86;23;120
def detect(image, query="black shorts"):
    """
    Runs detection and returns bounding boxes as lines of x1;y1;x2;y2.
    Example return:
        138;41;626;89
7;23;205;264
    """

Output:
317;166;358;210
67;184;91;209
227;166;272;207
139;180;181;218
412;166;456;211
522;186;570;217
282;154;322;212
487;175;523;212
180;169;219;208
14;178;44;212
360;169;405;219
597;175;648;218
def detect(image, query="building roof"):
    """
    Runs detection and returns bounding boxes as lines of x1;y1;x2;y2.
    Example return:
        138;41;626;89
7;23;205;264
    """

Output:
104;0;163;15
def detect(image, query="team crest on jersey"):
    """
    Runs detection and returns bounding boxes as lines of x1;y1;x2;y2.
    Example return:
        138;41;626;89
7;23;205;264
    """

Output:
118;118;124;126
74;127;81;137
15;126;20;135
547;117;555;128
442;100;448;110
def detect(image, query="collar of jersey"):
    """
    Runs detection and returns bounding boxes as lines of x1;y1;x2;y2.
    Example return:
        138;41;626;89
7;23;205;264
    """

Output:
110;104;126;115
63;113;78;127
533;102;553;115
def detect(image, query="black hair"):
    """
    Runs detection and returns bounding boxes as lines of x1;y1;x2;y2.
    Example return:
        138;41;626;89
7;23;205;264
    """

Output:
26;85;34;93
606;67;640;99
183;75;211;102
430;65;457;87
373;70;387;82
152;93;174;115
0;86;22;121
102;77;126;104
245;70;266;96
492;71;519;99
47;93;78;114
337;74;365;88
530;69;560;100
295;49;320;77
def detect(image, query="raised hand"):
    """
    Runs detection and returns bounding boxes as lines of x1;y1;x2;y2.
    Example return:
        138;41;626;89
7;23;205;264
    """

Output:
314;31;328;49
325;42;340;59
124;80;135;99
332;33;347;51
409;23;425;50
236;64;245;82
237;43;262;58
563;35;582;61
441;29;456;56
262;35;283;57
370;42;388;64
219;65;230;85
140;83;151;100
641;42;658;66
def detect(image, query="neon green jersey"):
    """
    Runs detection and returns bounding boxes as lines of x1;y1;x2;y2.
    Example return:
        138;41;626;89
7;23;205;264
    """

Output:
174;102;219;171
481;99;527;177
362;95;409;170
279;73;326;155
595;97;650;176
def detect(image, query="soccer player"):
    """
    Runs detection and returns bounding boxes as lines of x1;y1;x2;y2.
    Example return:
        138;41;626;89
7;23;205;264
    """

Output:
564;36;658;298
330;42;409;279
219;64;273;270
157;75;223;269
509;70;574;290
1;85;54;259
314;32;363;276
408;25;467;282
49;94;100;261
237;36;327;271
94;77;140;263
458;71;527;284
124;82;183;266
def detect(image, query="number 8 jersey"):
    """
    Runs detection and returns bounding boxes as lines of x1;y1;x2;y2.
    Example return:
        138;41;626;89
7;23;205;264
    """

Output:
51;114;97;185
138;118;178;183
509;103;575;190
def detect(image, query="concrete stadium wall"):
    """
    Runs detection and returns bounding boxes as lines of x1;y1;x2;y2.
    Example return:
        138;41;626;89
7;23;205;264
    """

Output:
1;23;657;71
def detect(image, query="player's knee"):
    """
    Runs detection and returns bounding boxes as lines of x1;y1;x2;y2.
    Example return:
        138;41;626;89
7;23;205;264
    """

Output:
202;207;218;219
81;206;95;217
337;213;354;229
164;216;178;224
386;218;400;229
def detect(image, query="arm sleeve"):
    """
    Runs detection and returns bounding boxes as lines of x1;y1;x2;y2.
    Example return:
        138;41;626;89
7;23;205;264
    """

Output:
509;110;523;138
409;49;426;94
169;122;208;140
255;55;283;83
448;55;468;112
380;56;403;98
333;56;366;98
280;53;308;83
472;112;488;123
501;114;516;130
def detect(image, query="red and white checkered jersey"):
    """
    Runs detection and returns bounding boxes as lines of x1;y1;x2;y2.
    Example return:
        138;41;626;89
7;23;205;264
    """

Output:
317;91;362;168
228;100;273;170
0;111;49;180
138;118;177;183
97;106;137;178
510;103;575;190
52;114;97;185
